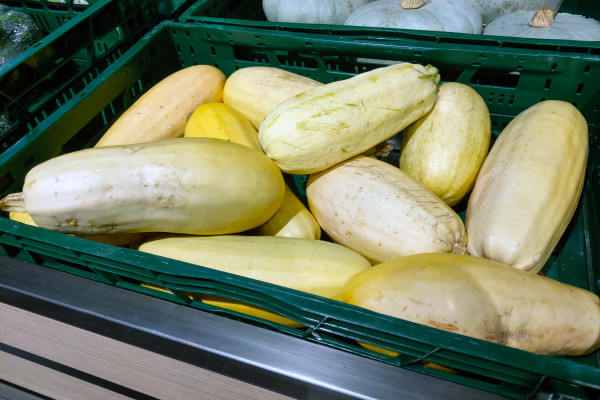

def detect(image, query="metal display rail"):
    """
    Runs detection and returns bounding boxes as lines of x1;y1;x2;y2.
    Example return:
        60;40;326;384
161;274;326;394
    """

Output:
0;255;508;400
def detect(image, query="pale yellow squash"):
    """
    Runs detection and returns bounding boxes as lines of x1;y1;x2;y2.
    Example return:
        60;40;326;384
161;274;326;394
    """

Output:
200;294;304;328
399;82;491;206
140;283;304;328
259;63;439;174
184;102;261;150
182;102;321;240
95;65;226;147
342;253;600;356
251;185;321;239
306;155;466;264
138;235;372;299
8;211;150;247
0;138;285;235
223;66;322;129
466;100;588;273
8;211;40;227
138;235;373;325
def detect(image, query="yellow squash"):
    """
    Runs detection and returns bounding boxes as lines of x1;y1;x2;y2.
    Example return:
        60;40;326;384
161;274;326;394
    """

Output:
259;63;440;174
95;65;226;147
223;66;322;129
140;283;303;327
342;253;600;356
251;185;321;239
184;102;261;150
184;101;321;240
0;138;285;235
200;294;304;327
138;235;373;326
399;82;491;206
306;155;466;264
466;100;588;272
8;211;149;247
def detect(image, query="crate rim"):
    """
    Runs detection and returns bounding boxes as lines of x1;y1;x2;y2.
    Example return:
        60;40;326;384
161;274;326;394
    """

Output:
2;214;599;392
178;4;600;52
0;0;113;76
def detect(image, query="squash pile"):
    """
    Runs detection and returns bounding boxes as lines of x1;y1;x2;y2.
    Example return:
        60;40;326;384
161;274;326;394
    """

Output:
1;62;598;358
262;0;600;41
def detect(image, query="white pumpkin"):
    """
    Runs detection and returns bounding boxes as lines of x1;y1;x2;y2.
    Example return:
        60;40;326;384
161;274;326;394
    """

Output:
345;0;483;34
470;0;563;25
483;10;600;41
263;0;374;25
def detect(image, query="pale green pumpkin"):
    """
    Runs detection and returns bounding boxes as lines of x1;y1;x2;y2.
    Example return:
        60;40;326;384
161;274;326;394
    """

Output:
483;9;600;41
263;0;374;24
345;0;483;34
470;0;563;25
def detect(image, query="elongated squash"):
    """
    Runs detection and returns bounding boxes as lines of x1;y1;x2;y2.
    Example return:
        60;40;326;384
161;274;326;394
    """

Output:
184;103;321;239
251;185;321;239
140;283;304;327
306;155;466;264
223;66;322;129
342;253;600;356
184;102;261;150
0;138;285;235
138;235;373;324
8;211;149;247
466;100;588;273
201;294;304;327
95;65;226;147
183;102;321;239
259;63;439;174
400;82;491;206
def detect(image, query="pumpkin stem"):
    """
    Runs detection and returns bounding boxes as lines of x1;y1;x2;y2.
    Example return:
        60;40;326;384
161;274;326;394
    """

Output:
0;192;25;212
529;10;554;28
401;0;425;10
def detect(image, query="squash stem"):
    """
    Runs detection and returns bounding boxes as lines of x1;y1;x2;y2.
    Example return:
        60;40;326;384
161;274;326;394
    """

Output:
0;192;25;212
452;242;468;255
529;10;554;28
401;0;425;10
423;65;441;84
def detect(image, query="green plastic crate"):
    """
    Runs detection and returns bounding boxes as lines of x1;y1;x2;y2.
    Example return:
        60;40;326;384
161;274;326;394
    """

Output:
0;0;160;153
0;0;204;153
180;0;600;20
3;1;103;33
3;0;197;22
179;0;600;48
0;20;599;399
